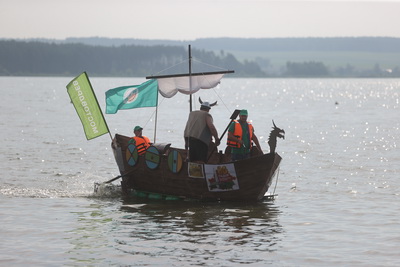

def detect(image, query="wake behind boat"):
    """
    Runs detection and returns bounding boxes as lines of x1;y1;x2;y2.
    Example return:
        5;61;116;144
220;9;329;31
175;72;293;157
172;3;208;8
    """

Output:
67;45;284;202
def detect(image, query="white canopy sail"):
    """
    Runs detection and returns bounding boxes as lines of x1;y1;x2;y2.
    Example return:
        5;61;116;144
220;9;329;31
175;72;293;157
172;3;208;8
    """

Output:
156;73;225;98
143;45;234;141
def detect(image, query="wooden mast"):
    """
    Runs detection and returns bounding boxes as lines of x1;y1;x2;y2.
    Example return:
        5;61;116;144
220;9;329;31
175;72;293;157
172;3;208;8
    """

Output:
189;45;193;112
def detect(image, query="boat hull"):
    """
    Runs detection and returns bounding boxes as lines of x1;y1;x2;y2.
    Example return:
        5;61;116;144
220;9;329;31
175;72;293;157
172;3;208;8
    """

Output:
113;134;281;202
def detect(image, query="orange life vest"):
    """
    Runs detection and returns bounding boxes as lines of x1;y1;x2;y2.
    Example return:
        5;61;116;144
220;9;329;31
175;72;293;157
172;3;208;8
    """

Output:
227;120;253;148
132;136;151;155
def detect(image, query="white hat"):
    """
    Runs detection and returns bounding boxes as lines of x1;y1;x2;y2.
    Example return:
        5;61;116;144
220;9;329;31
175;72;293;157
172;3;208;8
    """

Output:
201;101;211;109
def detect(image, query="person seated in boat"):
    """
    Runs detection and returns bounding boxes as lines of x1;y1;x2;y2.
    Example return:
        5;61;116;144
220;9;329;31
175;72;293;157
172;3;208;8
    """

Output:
132;125;151;155
227;109;262;161
184;101;220;163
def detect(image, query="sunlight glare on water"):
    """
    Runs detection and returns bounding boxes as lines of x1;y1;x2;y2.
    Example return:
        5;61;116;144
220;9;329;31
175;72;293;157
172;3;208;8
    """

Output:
0;77;399;266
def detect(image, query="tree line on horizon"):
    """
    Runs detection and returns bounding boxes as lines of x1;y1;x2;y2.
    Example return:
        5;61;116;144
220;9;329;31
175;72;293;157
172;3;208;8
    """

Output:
0;39;399;77
0;40;265;77
63;36;400;53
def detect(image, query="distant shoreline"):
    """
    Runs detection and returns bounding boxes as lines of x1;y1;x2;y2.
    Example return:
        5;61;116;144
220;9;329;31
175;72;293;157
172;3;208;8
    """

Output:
1;37;399;78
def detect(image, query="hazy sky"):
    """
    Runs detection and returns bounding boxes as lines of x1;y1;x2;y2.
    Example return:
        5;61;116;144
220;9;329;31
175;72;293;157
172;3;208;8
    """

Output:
1;0;400;40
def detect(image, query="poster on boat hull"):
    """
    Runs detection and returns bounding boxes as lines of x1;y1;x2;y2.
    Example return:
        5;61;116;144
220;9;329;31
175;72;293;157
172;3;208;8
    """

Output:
188;162;204;178
204;163;239;192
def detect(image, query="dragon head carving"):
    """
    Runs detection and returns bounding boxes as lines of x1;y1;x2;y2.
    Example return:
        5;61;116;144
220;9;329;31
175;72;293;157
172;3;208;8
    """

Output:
268;120;285;154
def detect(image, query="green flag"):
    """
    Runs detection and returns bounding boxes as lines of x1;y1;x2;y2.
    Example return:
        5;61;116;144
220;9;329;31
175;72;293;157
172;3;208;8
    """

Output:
66;72;109;140
105;79;158;114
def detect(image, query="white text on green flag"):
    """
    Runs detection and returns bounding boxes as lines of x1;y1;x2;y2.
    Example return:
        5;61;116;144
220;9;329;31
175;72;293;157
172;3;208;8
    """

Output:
105;79;158;114
66;72;109;140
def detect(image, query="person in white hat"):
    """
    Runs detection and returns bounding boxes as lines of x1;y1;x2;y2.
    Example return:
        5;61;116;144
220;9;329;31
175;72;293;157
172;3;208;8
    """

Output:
184;101;220;162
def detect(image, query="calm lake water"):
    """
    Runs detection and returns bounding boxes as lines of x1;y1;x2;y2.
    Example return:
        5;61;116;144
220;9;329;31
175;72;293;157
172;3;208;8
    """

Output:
1;77;399;266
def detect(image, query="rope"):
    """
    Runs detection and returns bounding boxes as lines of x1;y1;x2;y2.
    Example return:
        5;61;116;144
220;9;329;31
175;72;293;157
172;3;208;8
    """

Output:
212;87;231;115
150;54;228;76
190;57;233;116
192;58;228;72
151;59;190;76
142;97;165;133
272;166;280;196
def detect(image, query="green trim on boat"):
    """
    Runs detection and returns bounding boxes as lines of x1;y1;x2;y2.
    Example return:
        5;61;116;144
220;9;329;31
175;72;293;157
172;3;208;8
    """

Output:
131;190;182;201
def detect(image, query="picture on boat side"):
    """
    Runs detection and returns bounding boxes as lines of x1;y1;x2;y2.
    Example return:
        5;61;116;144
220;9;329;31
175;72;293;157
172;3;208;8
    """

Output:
188;162;205;178
205;164;239;192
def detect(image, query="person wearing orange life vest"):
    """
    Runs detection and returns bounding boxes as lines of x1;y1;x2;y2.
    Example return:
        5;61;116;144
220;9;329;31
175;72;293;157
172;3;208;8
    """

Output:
227;109;262;161
132;125;151;155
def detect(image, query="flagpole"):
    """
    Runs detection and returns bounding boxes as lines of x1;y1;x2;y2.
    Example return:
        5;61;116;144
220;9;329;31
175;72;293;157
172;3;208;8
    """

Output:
84;72;113;141
154;89;159;143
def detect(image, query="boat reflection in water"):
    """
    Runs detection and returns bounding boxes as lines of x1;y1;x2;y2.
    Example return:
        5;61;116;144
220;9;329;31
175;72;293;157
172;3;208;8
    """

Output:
118;199;283;256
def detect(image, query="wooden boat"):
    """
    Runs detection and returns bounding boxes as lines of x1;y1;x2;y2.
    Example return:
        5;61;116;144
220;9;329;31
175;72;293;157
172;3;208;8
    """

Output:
112;134;283;202
108;45;285;202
